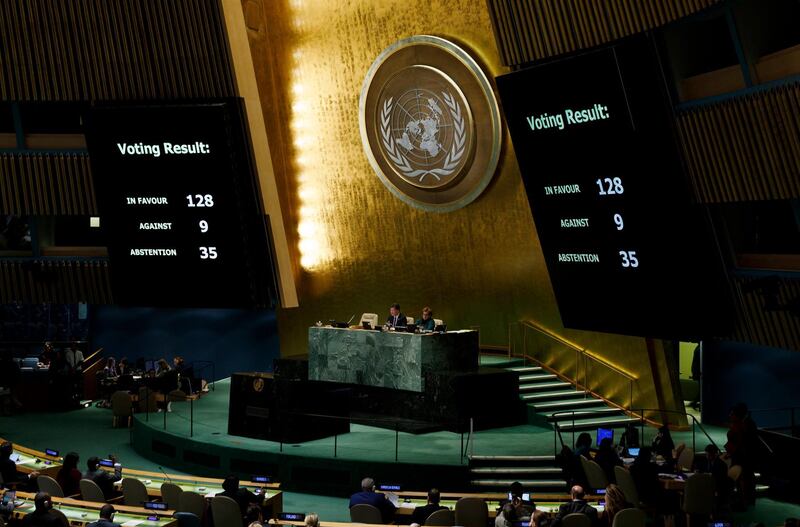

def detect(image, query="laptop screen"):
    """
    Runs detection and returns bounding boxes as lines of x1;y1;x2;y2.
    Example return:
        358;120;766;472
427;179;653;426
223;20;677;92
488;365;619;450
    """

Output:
596;427;614;446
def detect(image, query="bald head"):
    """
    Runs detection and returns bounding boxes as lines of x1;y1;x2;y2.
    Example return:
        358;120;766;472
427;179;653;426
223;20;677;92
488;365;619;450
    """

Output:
570;485;585;500
361;477;375;492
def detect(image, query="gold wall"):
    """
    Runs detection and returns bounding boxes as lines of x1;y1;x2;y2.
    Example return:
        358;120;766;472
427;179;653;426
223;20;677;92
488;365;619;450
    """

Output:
236;0;684;421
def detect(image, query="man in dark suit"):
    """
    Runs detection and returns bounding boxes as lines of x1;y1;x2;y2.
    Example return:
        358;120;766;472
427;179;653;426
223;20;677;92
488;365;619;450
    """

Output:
411;488;447;525
83;457;121;500
87;505;121;527
386;303;406;328
349;477;396;523
219;475;261;516
20;492;67;527
551;486;597;527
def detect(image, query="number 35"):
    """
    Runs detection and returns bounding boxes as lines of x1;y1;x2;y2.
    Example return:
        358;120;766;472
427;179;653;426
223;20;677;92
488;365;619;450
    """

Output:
619;250;639;268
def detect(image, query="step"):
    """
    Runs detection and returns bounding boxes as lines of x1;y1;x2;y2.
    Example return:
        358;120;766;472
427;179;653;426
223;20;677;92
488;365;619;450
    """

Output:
470;479;568;489
529;398;607;412
470;455;556;463
544;407;624;420
519;381;573;393
508;366;543;373
556;416;640;432
470;467;563;475
522;390;586;402
518;373;559;383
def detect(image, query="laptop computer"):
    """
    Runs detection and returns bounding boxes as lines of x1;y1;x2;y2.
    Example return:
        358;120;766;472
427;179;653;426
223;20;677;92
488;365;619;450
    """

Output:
596;427;614;446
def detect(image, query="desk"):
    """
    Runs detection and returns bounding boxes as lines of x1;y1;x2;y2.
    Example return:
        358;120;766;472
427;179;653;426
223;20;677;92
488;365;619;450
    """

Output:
2;440;62;477
308;327;478;392
5;491;176;527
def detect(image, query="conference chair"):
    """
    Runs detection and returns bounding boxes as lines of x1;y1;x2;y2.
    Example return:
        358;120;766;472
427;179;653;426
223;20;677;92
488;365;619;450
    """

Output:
111;390;133;428
80;479;106;503
612;508;646;527
211;495;243;527
425;508;454;526
37;475;64;498
454;497;488;527
434;318;444;327
580;456;609;490
614;466;640;507
178;490;206;518
122;477;149;506
561;513;592;527
161;482;183;510
728;464;742;482
360;313;379;329
349;504;383;524
173;512;201;527
677;447;695;472
682;473;715;527
406;316;414;326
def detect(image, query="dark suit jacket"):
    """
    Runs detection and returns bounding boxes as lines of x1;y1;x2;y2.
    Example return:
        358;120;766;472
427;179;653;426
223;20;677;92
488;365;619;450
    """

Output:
386;313;407;327
552;500;598;527
412;503;447;525
87;520;121;527
21;510;69;527
349;491;396;523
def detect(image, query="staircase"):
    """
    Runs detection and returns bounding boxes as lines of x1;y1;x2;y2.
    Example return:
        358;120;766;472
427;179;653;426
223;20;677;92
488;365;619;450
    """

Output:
511;365;639;432
468;454;568;492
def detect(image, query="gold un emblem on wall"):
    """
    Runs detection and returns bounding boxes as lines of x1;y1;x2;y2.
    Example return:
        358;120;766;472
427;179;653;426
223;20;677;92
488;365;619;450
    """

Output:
360;35;502;212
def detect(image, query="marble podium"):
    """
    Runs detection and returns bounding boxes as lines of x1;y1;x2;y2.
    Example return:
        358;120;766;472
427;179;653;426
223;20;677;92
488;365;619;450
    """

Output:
308;327;479;392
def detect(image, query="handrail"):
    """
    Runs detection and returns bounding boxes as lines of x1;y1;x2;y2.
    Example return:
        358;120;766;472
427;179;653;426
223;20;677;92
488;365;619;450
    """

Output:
83;347;104;364
517;321;637;380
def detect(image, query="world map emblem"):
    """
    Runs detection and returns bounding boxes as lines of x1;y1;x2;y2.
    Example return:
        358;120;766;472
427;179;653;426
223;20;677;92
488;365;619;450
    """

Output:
360;36;502;212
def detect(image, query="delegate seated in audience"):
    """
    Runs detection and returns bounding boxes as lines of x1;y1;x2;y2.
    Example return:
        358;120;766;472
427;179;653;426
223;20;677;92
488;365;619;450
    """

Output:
551;486;597;527
21;492;67;527
0;441;39;489
411;488;447;525
220;475;261;519
102;358;118;379
594;438;623;484
87;504;121;527
84;457;121;499
628;447;665;510
305;513;320;527
495;503;518;527
651;426;675;468
574;433;593;460
56;452;82;496
530;510;549;527
598;484;632;527
695;444;733;506
245;504;263;526
416;307;436;331
507;481;535;519
349;477;396;523
619;423;639;450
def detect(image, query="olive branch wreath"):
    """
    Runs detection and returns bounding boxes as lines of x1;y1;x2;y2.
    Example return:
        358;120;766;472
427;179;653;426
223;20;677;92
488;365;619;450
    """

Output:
380;91;466;183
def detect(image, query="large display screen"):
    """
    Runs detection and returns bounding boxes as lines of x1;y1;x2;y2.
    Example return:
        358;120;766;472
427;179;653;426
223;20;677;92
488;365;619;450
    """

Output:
86;101;276;308
496;35;732;339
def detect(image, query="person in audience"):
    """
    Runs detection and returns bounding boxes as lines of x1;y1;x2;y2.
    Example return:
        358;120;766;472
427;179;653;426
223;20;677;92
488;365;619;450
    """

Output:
495;503;518;527
21;492;66;527
726;402;759;505
508;481;535;519
594;438;623;484
39;342;55;366
83;457;121;499
629;447;666;512
696;444;733;511
411;488;447;525
156;359;171;375
56;452;81;496
349;477;396;523
551;485;597;527
87;504;120;527
220;475;261;518
65;343;84;373
305;513;320;527
574;433;593;459
651;426;675;468
245;504;263;526
415;307;436;331
1;441;39;489
386;304;406;328
117;358;130;376
599;484;632;527
530;510;549;527
619;423;639;450
102;358;118;379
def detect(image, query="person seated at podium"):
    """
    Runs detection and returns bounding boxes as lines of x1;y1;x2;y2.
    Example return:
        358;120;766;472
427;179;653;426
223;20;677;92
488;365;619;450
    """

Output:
416;307;436;331
349;477;396;523
411;488;447;525
386;303;406;328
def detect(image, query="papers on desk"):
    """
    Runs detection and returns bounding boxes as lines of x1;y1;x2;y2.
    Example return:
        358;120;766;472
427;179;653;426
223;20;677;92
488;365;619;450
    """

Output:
122;520;145;527
399;502;416;509
386;492;400;508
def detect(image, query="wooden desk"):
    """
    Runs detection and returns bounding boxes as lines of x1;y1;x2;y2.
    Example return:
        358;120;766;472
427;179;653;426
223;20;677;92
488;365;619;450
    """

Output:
0;439;62;477
5;490;176;527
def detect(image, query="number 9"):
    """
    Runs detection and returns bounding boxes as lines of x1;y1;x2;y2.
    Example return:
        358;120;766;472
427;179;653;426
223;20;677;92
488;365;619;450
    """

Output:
199;220;209;233
613;214;624;231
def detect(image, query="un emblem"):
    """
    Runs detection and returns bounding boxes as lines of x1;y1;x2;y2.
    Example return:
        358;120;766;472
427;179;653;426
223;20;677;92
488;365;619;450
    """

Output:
360;36;502;212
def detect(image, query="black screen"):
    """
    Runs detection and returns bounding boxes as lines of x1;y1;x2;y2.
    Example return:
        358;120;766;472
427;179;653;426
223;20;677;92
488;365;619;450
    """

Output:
86;100;276;308
496;35;732;339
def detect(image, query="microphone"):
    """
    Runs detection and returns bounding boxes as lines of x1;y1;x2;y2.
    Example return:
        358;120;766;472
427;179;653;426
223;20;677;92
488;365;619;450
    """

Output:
346;314;356;325
158;466;172;484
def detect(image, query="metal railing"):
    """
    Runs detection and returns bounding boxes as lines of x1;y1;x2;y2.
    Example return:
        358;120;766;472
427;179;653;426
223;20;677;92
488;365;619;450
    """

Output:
750;406;800;438
509;320;637;410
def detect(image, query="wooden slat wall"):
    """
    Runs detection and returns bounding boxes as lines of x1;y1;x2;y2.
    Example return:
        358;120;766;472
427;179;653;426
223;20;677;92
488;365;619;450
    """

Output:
676;83;800;202
486;0;721;66
0;0;236;101
730;275;800;352
0;153;96;215
0;260;112;304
